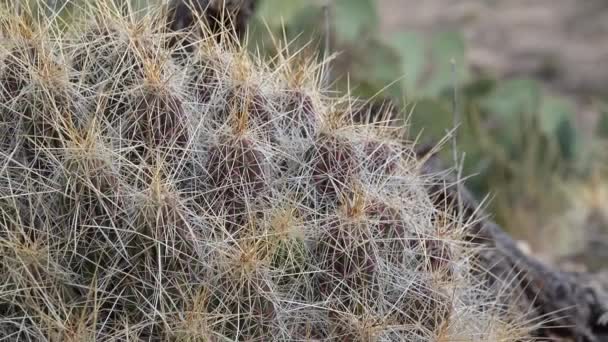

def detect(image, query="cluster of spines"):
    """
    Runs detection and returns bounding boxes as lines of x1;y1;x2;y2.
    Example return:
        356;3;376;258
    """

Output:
0;1;533;341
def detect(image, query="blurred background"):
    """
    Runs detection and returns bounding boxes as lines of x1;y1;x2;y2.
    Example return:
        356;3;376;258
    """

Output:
34;0;608;271
248;0;608;271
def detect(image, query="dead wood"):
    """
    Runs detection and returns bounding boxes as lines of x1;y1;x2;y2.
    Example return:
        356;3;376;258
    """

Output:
418;150;608;342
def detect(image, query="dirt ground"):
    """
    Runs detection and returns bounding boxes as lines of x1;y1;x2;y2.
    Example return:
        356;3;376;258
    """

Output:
378;0;608;131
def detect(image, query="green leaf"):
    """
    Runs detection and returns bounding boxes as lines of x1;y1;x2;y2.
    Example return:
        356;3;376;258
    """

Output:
462;77;497;100
389;32;426;98
349;39;403;99
598;103;608;139
539;95;575;136
420;32;469;97
255;0;310;29
285;5;325;46
408;98;453;143
247;2;324;54
390;31;470;98
477;79;541;153
334;0;378;44
539;96;577;160
408;97;489;194
555;118;578;161
480;79;541;119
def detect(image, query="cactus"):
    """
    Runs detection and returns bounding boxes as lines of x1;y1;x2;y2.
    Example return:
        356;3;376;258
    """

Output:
0;1;532;341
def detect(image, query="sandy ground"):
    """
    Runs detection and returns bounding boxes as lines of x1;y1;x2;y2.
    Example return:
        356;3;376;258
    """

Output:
378;0;608;97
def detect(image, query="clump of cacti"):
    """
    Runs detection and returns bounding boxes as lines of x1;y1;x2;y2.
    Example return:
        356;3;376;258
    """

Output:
0;1;532;341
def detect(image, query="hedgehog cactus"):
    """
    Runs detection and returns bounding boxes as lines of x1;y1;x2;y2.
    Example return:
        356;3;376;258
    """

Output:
0;1;531;341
